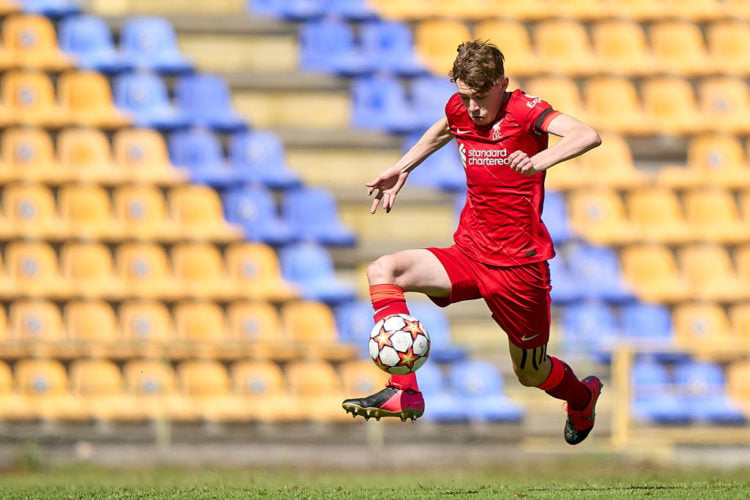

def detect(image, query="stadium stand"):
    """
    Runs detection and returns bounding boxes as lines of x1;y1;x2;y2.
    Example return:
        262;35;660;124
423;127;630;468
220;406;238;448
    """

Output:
118;16;194;74
113;70;191;130
3;14;75;71
590;19;658;77
473;19;541;78
648;20;716;77
449;360;525;423
58;14;135;73
230;359;300;423
533;19;599;77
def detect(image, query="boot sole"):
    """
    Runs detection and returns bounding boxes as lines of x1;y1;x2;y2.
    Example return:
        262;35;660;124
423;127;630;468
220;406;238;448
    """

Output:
342;402;423;422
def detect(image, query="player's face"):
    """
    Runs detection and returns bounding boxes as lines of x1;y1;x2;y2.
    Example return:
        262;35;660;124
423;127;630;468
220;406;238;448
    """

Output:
455;78;509;127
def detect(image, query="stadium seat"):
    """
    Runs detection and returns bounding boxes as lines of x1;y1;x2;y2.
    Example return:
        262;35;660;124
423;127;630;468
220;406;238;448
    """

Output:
168;184;244;242
278;241;357;304
168;127;237;187
298;18;372;76
14;358;88;421
64;299;122;358
533;20;599;76
3;182;68;240
59;241;124;300
413;19;472;76
350;74;421;134
577;132;652;189
672;302;733;355
672;359;746;424
404;137;465;192
227;130;302;189
20;0;81;17
619;243;692;304
359;20;426;76
649;21;715;76
474;19;541;78
113;127;188;185
566;188;639;246
449;360;524;423
641;76;708;136
57;70;132;129
659;133;750;189
607;0;670;20
547;254;585;305
284;359;349;423
726;360;750;415
281;299;357;361
224;242;300;302
113;184;182;243
5;240;70;299
123;359;195;421
430;0;496;20
249;0;324;20
221;185;297;246
591;19;658;77
338;359;389;405
176;359;248;422
119;16;194;74
3;70;71;128
367;0;434;20
546;0;613;19
683;188;749;244
583;76;654;135
619;302;677;354
0;0;19;15
115;241;182;301
113;71;191;131
334;299;374;358
172;299;232;360
407;301;468;363
69;358;143;422
559;300;621;360
58;15;135;73
174;73;247;132
118;299;173;357
322;0;377;20
409;75;460;131
2;127;66;184
736;243;750;285
226;300;297;360
729;302;750;346
677;243;749;303
171;242;238;301
58;183;125;240
697;77;750;135
281;186;357;247
625;187;697;245
540;190;574;245
231;360;300;423
415;362;468;424
0;359;32;421
706;20;750;76
523;76;589;124
56;127;128;184
631;357;692;425
8;299;67;358
3;14;75;71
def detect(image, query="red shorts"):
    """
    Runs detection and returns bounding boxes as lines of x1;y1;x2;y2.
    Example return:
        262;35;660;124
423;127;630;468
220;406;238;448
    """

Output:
426;245;551;349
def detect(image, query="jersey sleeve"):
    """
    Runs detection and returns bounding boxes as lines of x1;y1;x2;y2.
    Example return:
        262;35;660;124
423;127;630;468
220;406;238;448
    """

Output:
512;89;560;135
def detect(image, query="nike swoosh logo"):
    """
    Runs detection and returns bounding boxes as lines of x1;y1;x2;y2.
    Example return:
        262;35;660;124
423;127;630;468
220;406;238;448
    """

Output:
521;334;540;342
455;129;471;134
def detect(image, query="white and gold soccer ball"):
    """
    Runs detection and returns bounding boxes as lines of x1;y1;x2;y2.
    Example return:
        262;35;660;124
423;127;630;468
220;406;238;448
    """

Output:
369;314;430;375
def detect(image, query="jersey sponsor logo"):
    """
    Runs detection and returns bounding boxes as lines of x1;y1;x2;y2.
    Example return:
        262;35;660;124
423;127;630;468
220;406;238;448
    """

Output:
464;146;512;166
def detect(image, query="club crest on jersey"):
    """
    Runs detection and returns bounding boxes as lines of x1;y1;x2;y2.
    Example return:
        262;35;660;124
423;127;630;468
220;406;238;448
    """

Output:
491;121;503;141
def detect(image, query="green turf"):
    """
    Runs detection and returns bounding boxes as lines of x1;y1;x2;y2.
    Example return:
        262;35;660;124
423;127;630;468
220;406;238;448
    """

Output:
0;457;748;499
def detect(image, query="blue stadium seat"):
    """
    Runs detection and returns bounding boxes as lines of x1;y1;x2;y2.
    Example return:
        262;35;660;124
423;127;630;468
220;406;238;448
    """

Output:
632;357;692;425
547;254;585;305
22;0;81;17
449;360;525;423
351;74;422;133
417;362;469;423
113;71;191;131
403;133;465;192
58;15;134;73
359;21;426;76
281;187;356;247
565;243;636;303
543;190;574;245
119;17;194;74
334;299;373;359
559;300;620;361
249;0;324;20
673;360;746;425
410;76;457;129
168;128;237;187
228;130;302;190
407;302;468;363
322;0;376;20
222;186;297;246
619;302;682;362
278;241;357;304
174;73;247;133
299;18;373;76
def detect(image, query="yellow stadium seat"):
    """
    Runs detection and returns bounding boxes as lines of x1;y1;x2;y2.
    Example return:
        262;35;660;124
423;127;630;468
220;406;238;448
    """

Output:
649;21;716;76
729;303;750;347
545;0;613;20
281;300;357;361
583;76;654;135
167;185;244;243
706;20;750;76
619;243;692;303
413;20;472;76
0;359;33;421
523;76;589;122
677;243;749;303
123;359;196;422
578;132;652;188
641;76;708;136
224;242;299;302
625;187;697;245
226;300;297;361
113;128;187;185
171;242;239;301
566;188;639;246
0;0;20;16
3;15;74;71
3;70;70;128
69;358;143;422
64;299;124;359
590;19;658;77
172;299;230;359
231;360;300;423
339;359;389;399
118;299;173;358
431;0;495;21
285;359;348;423
659;134;750;189
672;302;733;355
57;70;131;129
697;77;750;135
60;241;124;300
473;20;541;78
2;127;66;184
177;359;249;423
726;360;750;415
606;0;670;20
483;0;552;21
3;183;68;240
115;242;182;301
113;184;182;243
662;0;730;21
683;188;749;245
8;299;67;357
533;19;599;76
5;240;70;299
15;358;88;421
58;183;125;241
57;127;128;184
368;0;433;20
736;243;750;283
0;305;20;359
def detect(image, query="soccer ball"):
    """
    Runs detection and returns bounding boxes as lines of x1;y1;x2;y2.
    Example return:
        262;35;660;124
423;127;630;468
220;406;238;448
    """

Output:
369;314;430;375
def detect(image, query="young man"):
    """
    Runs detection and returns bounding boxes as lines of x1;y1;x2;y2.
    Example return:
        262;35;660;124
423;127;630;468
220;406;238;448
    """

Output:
341;41;604;445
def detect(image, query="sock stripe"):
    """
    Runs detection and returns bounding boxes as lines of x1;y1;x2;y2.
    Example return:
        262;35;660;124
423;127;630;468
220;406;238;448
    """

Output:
370;284;405;303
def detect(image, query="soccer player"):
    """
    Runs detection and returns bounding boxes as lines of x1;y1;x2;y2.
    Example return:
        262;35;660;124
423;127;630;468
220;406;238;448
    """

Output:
342;40;603;445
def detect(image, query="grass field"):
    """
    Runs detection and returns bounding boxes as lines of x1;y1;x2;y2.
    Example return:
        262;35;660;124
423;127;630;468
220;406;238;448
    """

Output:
0;456;748;499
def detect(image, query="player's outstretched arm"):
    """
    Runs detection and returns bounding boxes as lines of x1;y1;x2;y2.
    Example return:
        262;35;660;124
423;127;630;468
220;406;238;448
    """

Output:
367;118;453;214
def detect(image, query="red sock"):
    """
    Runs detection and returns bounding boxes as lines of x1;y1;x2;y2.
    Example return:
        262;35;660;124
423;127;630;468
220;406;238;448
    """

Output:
369;284;419;392
538;356;591;410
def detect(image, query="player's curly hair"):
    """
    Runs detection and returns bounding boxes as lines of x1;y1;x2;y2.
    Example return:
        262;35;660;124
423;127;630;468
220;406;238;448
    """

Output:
449;40;505;94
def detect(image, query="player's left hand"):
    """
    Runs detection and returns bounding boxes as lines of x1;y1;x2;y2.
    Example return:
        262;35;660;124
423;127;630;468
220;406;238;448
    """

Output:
508;150;540;176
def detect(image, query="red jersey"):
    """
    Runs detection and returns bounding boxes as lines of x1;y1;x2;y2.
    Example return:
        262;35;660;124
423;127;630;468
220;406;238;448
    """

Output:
446;88;560;267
